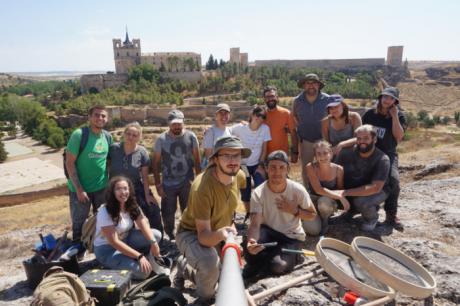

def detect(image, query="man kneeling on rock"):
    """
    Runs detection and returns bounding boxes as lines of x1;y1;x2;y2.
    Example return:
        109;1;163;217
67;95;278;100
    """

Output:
243;150;318;278
174;136;248;305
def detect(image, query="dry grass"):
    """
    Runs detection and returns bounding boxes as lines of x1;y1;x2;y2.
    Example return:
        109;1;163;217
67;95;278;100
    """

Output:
0;195;70;235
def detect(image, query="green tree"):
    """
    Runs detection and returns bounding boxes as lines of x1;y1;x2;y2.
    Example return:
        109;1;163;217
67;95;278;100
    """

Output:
206;54;215;70
128;64;160;83
417;110;429;122
0;138;7;162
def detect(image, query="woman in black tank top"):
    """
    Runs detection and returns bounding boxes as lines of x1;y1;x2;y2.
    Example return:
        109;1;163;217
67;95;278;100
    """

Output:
306;141;350;234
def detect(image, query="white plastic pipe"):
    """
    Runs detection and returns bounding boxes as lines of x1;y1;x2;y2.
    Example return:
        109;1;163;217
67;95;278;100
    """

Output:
216;233;248;306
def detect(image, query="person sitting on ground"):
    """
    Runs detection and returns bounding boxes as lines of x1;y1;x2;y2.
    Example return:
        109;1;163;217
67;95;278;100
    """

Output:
321;94;362;159
230;105;271;219
174;136;248;305
336;125;391;231
362;87;406;231
202;103;232;168
243;150;318;278
93;176;163;280
109;122;163;235
306;140;350;234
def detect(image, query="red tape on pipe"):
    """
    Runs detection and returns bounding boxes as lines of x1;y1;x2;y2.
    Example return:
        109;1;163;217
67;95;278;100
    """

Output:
221;242;242;267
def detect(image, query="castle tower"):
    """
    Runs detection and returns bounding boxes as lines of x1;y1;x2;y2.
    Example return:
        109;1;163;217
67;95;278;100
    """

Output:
229;47;240;65
387;46;404;67
113;29;141;74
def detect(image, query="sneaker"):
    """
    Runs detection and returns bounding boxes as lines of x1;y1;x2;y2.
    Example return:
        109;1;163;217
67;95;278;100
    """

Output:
384;215;404;232
67;242;86;261
361;219;378;231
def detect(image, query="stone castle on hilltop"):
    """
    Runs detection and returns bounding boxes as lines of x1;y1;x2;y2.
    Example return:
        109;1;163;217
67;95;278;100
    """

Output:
113;30;201;74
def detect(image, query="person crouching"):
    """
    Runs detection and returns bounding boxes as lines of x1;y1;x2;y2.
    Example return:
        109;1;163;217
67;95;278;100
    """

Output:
243;150;318;278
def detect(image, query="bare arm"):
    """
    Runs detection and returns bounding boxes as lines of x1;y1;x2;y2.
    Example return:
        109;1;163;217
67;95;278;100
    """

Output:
343;180;386;197
336;165;344;190
195;219;236;248
321;118;330;142
389;107;404;142
192;147;201;175
65;151;89;202
134;213;160;257
141;166;157;205
246;212;264;255
152;151;164;197
306;163;342;200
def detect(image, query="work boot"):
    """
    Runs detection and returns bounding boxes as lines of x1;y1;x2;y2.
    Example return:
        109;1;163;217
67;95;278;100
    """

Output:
384;215;404;232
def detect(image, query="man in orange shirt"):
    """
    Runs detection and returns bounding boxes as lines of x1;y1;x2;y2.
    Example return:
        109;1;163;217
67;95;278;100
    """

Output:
263;86;299;163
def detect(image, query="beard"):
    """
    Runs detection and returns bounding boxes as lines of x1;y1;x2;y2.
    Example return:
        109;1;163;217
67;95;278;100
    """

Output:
358;142;374;153
266;100;277;110
306;88;318;97
171;128;182;136
217;162;239;176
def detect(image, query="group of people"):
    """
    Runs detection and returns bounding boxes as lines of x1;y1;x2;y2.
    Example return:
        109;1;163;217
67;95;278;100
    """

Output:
64;73;406;305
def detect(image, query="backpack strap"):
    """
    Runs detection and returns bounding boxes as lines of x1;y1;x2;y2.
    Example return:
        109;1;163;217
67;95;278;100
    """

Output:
147;287;187;306
123;274;171;302
78;127;90;156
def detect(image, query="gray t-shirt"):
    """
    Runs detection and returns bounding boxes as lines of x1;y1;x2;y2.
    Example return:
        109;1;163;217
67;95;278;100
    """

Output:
109;143;150;187
337;147;390;192
203;125;232;149
153;130;199;187
292;92;330;142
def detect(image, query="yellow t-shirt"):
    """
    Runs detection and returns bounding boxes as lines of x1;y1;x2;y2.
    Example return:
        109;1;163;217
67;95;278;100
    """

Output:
180;166;246;232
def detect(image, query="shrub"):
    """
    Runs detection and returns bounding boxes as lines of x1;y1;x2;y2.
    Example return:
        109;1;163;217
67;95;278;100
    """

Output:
0;138;7;162
405;111;418;129
417;110;429;121
421;117;435;128
441;116;450;125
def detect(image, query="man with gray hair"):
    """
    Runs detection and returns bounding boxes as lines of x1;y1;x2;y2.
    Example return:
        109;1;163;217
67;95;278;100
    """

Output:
152;109;201;240
336;124;391;231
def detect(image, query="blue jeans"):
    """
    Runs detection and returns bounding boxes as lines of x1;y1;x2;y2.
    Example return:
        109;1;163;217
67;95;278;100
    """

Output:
241;164;265;202
69;188;106;242
94;229;162;280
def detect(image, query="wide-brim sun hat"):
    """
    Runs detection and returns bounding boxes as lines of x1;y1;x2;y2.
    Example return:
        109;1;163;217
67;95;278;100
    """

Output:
297;73;325;89
378;87;400;104
210;136;251;159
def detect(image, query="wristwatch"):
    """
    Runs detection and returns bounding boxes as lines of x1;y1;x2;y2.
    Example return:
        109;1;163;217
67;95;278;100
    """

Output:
149;239;158;245
137;254;145;261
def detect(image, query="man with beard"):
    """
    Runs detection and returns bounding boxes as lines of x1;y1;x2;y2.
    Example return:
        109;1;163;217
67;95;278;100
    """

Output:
65;105;112;259
291;74;330;188
243;150;317;278
263;86;298;161
152;110;201;240
336;125;390;231
174;136;249;305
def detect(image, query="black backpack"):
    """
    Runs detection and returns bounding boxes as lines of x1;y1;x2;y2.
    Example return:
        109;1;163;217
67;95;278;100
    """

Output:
63;127;112;179
121;273;186;306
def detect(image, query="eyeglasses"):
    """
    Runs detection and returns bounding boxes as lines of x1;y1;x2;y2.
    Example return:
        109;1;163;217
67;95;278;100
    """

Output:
217;153;242;161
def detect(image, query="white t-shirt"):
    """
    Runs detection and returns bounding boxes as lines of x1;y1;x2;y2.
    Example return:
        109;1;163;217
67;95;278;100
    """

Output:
230;123;271;166
250;179;313;241
203;125;232;149
94;205;134;247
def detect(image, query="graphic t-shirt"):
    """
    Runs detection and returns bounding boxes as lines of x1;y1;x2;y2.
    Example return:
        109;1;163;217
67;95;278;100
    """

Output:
362;109;407;160
109;143;150;187
153;130;199;187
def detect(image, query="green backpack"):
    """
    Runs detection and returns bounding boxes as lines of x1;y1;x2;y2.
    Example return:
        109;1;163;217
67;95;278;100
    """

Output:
121;273;186;306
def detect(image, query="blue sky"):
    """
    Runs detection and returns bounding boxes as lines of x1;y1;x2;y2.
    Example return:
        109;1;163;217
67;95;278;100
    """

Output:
1;0;459;72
